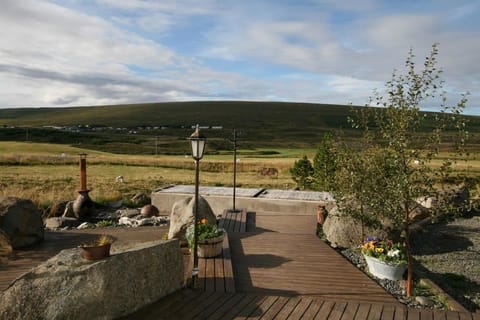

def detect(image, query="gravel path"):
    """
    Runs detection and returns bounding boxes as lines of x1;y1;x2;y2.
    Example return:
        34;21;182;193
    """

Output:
411;214;480;311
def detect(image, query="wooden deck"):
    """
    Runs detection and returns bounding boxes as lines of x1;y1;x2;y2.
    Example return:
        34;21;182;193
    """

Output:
124;289;479;320
229;212;399;304
129;210;478;319
2;210;479;319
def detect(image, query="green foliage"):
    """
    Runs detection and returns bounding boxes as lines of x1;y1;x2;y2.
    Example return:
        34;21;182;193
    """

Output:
290;155;314;190
312;133;337;191
338;44;470;296
95;220;115;228
185;220;225;249
334;147;396;230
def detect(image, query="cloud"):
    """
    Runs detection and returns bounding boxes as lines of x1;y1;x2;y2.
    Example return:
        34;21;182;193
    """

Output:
0;0;478;114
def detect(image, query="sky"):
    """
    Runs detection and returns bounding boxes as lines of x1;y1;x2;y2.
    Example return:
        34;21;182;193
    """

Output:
1;0;479;114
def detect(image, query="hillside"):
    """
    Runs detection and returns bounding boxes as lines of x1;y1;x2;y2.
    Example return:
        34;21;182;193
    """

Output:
0;101;479;154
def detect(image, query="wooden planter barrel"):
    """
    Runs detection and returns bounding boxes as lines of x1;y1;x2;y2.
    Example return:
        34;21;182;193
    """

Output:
197;235;224;258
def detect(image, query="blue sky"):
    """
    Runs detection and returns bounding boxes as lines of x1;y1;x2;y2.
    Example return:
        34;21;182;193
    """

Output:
1;0;479;114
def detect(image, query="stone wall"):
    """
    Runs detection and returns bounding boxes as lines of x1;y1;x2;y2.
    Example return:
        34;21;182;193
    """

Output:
0;239;183;320
152;193;330;217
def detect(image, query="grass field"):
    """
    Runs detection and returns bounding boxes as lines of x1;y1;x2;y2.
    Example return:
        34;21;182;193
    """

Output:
0;142;300;210
1;141;480;212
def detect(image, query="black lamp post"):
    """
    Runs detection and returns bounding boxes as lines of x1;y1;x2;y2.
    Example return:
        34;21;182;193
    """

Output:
188;124;206;288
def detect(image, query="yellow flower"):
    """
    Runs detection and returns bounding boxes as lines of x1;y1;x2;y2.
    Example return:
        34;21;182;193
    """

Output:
200;218;208;224
375;248;384;253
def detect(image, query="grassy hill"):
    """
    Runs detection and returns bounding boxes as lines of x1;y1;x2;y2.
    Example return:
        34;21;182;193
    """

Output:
1;101;479;154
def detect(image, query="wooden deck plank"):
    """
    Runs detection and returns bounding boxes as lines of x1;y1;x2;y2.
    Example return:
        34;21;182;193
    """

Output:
367;304;383;320
197;257;206;289
382;304;396;320
434;309;448;320
273;297;302;320
458;311;474;320
406;308;420;320
204;257;216;291
235;295;277;320
174;291;224;319
214;254;224;292
353;303;371;320
215;294;259;320
341;302;360;320
328;302;348;320
259;296;289;319
250;295;279;320
393;306;407;320
420;309;434;320
222;234;236;293
191;293;236;320
207;293;250;320
282;297;311;320
315;300;335;320
239;210;247;232
301;298;324;319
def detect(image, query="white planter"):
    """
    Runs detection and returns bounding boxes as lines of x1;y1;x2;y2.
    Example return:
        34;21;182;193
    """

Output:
363;255;406;280
197;234;224;258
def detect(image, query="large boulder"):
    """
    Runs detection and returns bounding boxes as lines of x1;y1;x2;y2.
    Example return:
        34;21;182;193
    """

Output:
0;239;183;320
0;197;44;248
168;196;217;240
322;205;391;248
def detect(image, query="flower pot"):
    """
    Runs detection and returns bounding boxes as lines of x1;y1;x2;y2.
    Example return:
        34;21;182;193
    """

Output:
80;243;112;261
363;255;406;280
197;235;224;258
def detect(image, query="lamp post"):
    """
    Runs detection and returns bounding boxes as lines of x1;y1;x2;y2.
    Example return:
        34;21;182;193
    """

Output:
232;128;237;212
188;124;206;288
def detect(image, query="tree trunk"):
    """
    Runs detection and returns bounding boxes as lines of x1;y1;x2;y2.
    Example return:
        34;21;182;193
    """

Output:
404;198;413;297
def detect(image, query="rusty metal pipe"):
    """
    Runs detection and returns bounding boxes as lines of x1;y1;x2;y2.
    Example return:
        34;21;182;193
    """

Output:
79;153;87;191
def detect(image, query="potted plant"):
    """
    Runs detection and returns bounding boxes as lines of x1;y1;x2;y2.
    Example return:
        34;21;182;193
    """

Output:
361;237;407;280
79;234;116;261
186;219;225;258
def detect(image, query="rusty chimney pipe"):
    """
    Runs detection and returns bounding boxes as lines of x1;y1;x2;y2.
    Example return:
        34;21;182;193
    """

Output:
79;153;87;191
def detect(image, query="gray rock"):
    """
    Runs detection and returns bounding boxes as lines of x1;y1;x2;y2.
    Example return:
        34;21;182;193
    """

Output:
45;217;80;229
0;197;44;248
0;239;184;320
415;295;434;307
76;222;94;229
322;205;390;248
117;208;141;218
168;196;216;240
